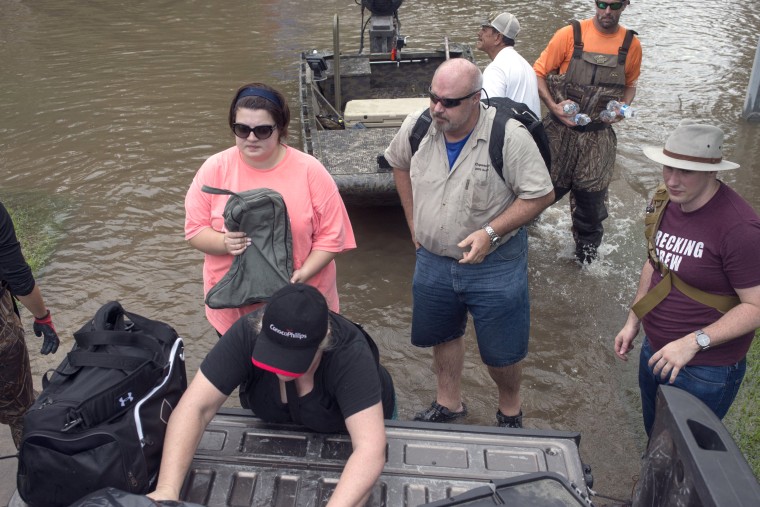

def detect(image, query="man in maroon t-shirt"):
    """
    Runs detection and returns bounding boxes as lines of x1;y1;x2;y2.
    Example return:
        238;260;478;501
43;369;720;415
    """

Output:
614;120;760;436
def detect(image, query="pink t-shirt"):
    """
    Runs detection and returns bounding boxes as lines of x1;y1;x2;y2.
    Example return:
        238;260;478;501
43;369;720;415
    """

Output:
185;145;356;334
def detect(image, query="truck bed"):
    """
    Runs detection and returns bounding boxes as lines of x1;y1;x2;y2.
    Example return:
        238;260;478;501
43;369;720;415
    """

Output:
180;409;589;506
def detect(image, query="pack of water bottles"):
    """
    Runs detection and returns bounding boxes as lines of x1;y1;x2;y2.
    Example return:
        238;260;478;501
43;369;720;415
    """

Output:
562;100;637;125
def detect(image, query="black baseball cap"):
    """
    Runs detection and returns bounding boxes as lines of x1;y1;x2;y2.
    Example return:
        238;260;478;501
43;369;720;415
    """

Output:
251;283;329;377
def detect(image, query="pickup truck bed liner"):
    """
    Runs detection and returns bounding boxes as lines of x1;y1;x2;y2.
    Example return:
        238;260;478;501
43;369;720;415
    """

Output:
181;409;589;506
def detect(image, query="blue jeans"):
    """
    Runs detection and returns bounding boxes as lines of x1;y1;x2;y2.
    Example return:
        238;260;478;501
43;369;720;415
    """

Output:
639;338;746;436
411;227;529;367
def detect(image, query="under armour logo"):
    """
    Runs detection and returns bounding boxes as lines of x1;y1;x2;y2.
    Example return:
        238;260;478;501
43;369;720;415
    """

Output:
119;392;135;407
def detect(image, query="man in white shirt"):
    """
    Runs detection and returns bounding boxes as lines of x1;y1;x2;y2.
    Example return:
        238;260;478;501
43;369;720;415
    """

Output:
477;12;541;118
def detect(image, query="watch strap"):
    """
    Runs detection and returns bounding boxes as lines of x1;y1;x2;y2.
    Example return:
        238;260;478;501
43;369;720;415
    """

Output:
482;223;499;245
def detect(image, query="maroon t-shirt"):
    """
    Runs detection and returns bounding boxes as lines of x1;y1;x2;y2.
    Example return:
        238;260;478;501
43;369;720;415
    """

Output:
643;183;760;365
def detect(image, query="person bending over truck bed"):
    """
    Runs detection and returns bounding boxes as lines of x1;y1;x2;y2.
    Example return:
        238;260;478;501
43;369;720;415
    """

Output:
148;283;395;506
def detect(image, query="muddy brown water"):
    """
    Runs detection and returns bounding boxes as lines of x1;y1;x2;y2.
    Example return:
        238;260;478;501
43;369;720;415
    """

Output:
2;0;760;501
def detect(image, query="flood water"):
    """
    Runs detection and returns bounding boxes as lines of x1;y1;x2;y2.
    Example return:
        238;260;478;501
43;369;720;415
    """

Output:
2;0;760;502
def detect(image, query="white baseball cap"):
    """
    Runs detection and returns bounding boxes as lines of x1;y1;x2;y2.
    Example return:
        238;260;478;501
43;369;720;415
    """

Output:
482;12;521;40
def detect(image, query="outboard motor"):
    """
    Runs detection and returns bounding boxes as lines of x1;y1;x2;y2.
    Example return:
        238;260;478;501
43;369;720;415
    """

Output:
360;0;405;53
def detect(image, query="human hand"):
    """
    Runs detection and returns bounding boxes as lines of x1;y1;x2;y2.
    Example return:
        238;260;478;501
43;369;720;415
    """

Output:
613;323;639;361
224;231;250;256
599;112;623;124
647;335;700;384
457;230;491;264
33;310;60;355
146;485;179;502
556;100;581;127
290;269;305;284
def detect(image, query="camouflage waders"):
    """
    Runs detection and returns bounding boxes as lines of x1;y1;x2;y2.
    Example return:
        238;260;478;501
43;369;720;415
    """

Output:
544;116;616;262
544;20;636;263
0;288;34;449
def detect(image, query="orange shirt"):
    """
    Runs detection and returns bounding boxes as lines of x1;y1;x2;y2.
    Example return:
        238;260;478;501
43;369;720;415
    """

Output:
534;18;642;87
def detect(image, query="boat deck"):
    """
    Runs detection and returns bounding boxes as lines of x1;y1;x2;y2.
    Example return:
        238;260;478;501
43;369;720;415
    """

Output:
313;127;399;206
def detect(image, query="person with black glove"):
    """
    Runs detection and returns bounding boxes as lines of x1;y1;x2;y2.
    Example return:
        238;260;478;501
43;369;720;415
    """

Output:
0;201;61;448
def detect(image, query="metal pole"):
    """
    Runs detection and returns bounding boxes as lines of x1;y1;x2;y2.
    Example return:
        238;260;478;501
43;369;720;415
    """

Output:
333;14;342;115
444;35;450;59
742;35;760;122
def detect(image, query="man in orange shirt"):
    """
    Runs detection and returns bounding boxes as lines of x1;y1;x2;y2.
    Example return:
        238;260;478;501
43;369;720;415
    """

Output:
534;1;642;264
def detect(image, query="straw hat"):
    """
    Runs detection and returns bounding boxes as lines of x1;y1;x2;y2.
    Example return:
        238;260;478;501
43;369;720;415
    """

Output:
642;120;739;171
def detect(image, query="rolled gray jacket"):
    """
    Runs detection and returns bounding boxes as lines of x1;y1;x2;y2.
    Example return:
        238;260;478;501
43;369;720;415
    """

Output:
202;185;293;309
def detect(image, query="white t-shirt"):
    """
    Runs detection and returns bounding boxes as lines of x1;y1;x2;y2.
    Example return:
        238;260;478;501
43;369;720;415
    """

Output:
481;46;541;118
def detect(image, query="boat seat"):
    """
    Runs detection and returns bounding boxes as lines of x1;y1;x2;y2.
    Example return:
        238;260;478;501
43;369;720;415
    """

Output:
343;97;429;128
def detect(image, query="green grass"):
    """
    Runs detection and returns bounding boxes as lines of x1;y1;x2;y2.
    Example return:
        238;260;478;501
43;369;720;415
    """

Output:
725;330;760;478
2;196;62;273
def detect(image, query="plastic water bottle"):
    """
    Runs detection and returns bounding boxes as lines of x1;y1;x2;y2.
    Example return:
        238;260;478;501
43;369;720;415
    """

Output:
606;100;636;118
563;102;580;115
574;113;591;126
599;109;617;122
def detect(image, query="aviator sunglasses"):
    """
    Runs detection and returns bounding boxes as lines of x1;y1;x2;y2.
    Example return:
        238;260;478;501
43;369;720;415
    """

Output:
232;123;276;140
595;1;624;10
428;87;481;108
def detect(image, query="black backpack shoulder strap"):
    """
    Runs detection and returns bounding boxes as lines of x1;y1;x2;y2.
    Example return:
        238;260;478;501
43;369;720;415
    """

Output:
488;105;509;182
571;20;583;59
409;109;433;157
617;29;638;65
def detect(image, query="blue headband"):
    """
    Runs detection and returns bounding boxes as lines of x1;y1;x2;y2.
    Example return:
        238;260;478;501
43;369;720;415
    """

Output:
236;87;283;108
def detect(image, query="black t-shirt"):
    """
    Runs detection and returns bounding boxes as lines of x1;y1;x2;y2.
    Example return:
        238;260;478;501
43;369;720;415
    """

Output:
201;309;395;433
0;202;35;296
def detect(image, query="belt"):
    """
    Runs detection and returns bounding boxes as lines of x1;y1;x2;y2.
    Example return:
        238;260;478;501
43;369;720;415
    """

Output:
551;114;611;133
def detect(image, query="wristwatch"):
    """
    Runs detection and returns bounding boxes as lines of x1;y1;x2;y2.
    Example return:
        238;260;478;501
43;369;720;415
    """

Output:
695;329;711;351
482;223;500;246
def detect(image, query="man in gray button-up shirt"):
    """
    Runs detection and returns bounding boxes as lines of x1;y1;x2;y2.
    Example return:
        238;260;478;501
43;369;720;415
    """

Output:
384;58;553;428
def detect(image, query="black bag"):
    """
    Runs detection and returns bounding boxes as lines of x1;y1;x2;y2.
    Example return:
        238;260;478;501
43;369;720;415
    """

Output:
68;487;203;507
17;302;188;507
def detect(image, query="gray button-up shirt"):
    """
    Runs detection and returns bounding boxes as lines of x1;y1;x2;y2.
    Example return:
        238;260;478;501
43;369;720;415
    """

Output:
384;104;553;258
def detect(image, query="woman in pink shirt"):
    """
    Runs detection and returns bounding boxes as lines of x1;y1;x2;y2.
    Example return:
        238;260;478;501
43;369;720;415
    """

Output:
185;82;356;335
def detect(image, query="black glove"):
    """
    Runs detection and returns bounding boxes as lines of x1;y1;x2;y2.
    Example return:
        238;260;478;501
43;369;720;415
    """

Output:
33;310;60;355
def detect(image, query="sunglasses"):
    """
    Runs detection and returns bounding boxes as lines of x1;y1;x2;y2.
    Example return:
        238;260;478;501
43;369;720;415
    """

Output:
428;88;480;108
232;123;276;140
595;1;624;10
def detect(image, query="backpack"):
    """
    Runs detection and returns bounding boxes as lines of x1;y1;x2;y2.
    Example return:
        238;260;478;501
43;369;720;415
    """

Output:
17;301;188;507
202;185;293;308
409;97;551;179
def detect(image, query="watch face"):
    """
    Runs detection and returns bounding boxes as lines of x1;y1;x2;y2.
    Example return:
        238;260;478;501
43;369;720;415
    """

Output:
697;332;710;348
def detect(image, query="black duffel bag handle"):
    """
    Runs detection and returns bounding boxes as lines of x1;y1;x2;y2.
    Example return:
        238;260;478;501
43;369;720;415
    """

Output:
43;330;168;432
46;330;165;385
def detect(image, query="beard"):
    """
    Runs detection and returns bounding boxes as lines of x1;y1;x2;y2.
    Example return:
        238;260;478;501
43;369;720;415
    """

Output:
596;14;618;29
